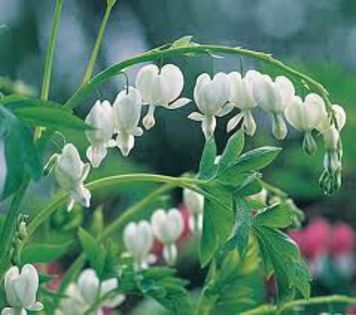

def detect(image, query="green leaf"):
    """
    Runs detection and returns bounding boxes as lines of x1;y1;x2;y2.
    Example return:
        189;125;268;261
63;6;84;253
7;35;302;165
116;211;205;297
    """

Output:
14;107;93;131
253;225;311;302
226;198;252;256
254;203;296;229
0;106;42;199
201;243;264;315
218;130;245;171
20;239;73;264
224;146;281;175
199;194;234;266
1;96;93;131
198;137;217;179
78;228;106;276
170;35;196;49
137;267;193;315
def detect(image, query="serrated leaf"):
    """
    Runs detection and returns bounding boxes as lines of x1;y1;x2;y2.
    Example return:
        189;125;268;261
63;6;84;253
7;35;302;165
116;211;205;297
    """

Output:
253;225;311;302
218;130;245;170
254;203;296;229
20;239;73;264
224;146;281;175
198;137;217;179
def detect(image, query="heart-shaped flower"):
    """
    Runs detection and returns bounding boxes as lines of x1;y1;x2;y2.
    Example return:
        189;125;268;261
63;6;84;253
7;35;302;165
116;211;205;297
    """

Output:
136;64;190;130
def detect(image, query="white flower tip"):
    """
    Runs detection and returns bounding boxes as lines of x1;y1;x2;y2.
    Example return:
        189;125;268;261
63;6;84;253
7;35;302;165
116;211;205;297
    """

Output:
142;113;156;130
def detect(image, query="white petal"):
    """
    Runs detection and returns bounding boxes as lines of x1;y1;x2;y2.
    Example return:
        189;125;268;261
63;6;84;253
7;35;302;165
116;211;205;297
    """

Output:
57;144;83;182
167;97;191;109
275;76;295;107
183;189;204;216
216;102;234;117
116;133;135;157
202;116;216;139
228;72;256;110
77;269;99;304
253;75;282;112
13;264;38;308
159;64;184;103
142;105;156;130
242;110;257;136
193;73;211;112
86;145;107;168
188;112;204;121
135;64;159;103
28;302;43;311
226;113;243;133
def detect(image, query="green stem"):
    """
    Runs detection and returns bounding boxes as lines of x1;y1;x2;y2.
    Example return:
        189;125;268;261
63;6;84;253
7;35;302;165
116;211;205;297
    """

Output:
40;0;64;101
0;178;29;279
64;44;332;110
242;295;356;315
21;174;199;253
81;2;116;85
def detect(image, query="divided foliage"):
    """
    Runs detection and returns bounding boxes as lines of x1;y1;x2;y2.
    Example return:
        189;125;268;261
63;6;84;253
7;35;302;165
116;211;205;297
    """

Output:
196;130;311;302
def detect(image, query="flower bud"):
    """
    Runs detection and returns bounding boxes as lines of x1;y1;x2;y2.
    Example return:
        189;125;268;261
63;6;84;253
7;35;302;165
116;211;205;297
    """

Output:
190;72;231;138
123;221;154;269
85;100;114;167
317;104;346;133
151;208;184;265
183;189;204;234
54;144;91;211
113;87;143;156
3;264;43;314
136;64;190;130
272;113;287;140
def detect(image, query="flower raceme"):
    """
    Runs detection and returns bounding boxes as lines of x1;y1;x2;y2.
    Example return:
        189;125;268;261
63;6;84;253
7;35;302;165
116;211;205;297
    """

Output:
189;72;232;138
54;143;91;211
2;264;43;315
135;64;191;130
85;100;114;168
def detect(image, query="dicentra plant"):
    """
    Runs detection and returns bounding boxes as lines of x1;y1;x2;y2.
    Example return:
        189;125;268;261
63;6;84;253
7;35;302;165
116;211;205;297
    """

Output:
0;1;353;314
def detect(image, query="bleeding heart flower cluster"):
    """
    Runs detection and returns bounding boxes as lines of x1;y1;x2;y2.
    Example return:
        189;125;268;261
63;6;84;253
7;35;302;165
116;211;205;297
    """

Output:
123;207;184;268
55;268;124;315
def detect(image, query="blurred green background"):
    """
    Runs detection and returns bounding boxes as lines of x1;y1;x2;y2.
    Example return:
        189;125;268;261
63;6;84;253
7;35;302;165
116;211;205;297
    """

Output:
0;0;356;312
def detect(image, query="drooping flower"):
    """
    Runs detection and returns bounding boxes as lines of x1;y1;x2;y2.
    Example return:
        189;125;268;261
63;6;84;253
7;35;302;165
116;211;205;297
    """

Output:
253;74;295;139
112;87;143;156
151;208;184;265
77;269;125;309
183;188;204;233
85;100;114;168
226;71;257;136
54;143;91;211
285;93;325;155
135;64;190;130
189;72;232;138
55;284;86;315
2;264;43;314
123;221;154;269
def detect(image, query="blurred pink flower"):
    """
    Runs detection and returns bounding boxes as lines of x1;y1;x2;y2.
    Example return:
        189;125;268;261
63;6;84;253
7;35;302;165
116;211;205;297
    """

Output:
304;218;331;260
330;223;354;256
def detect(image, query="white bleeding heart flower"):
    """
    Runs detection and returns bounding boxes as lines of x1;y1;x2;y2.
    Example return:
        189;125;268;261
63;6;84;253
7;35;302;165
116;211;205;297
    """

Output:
55;284;86;315
183;188;204;233
135;64;190;130
85;100;114;168
151;208;184;265
113;87;143;156
317;104;346;133
285;94;325;155
0;139;7;198
2;264;43;315
226;71;257;136
253;74;295;140
54;144;91;211
189;72;231;138
77;269;124;309
123;221;154;269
